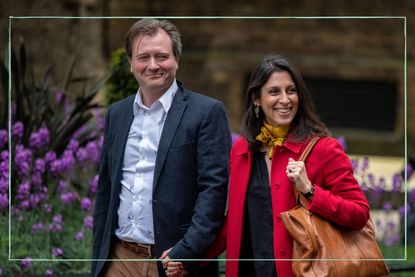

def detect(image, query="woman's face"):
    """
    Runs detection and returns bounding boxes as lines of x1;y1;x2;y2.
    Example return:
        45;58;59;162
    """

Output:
254;70;299;128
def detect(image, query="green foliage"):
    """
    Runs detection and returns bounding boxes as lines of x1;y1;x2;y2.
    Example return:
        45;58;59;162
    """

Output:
104;48;137;106
0;206;92;276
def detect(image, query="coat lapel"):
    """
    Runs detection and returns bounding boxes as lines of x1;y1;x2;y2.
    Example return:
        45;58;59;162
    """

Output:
153;88;187;191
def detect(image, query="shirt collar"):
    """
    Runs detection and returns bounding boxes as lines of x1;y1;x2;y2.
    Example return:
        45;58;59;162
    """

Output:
133;79;178;116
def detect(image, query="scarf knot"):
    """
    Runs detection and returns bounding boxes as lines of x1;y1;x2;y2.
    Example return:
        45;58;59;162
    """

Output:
256;122;289;159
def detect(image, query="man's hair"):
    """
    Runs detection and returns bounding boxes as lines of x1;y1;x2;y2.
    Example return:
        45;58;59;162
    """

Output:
124;18;182;60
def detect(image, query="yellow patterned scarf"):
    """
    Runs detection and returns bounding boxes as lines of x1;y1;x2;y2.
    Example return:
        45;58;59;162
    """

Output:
256;122;290;159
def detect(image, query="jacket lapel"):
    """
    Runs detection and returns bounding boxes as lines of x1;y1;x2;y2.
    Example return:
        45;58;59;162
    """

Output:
111;96;135;197
153;87;187;191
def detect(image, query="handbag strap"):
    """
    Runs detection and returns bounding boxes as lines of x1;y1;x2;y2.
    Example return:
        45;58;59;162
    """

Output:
294;136;321;207
299;136;321;162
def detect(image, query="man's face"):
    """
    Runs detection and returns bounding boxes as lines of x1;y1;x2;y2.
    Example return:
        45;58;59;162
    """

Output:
130;29;178;97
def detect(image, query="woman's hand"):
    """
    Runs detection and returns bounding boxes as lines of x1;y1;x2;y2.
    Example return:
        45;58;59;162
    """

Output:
164;260;185;277
286;158;312;193
161;248;185;277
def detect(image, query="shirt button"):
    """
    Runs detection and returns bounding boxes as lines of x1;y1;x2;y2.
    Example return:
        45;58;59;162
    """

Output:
276;215;281;222
280;249;286;256
128;213;133;220
274;183;280;189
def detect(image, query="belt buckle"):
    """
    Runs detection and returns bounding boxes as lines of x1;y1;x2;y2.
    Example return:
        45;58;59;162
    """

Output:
137;243;153;258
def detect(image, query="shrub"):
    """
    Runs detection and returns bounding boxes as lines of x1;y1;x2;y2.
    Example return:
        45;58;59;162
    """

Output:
103;48;137;106
0;40;104;276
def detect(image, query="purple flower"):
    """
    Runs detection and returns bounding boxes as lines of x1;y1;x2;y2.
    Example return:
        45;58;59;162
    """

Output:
367;173;375;186
44;203;52;213
29;127;50;150
21;256;32;269
383;202;392;212
14;145;32;176
33;158;46;174
0;194;8;210
60;192;77;204
54;89;64;103
49;222;63;233
386;221;396;231
57;179;67;193
52;247;64;257
336;136;347;151
1;150;8;161
0;160;8;180
49;214;63;233
31;222;44;234
0;129;7;149
38;127;50;144
31;172;43;187
76;147;89;163
45;269;54;276
350;159;358;173
29;131;42;150
17;182;31;196
384;233;400;246
12;122;24;141
67;139;79;152
44;151;57;165
75;231;84;241
80;197;92;211
89;175;98;194
53;214;63;224
49;160;63;176
19;200;31;210
30;193;46;207
60;150;75;171
83;216;93;230
392;173;402;192
0;179;7;193
86;141;100;163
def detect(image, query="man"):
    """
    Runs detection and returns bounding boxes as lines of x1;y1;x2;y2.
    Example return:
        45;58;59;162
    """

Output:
91;19;231;277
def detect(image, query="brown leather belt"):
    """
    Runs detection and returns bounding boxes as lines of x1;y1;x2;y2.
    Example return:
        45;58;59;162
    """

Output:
115;237;156;258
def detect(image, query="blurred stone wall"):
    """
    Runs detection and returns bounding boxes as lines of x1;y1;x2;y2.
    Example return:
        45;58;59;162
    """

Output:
1;0;414;156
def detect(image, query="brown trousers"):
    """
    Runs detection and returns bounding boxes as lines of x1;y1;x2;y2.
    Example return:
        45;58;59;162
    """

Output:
103;240;159;277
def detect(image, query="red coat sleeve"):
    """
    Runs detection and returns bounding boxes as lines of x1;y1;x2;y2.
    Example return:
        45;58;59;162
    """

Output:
307;137;370;230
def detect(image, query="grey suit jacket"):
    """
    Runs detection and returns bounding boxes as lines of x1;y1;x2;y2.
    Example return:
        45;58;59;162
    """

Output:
92;82;231;276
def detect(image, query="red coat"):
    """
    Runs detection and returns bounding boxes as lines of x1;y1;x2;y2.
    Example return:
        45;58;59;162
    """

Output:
211;136;370;277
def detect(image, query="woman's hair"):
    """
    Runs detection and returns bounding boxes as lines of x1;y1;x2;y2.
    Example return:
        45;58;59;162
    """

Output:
124;18;182;60
240;54;329;152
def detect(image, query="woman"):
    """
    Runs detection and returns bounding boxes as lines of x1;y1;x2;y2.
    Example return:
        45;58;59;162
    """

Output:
165;54;370;277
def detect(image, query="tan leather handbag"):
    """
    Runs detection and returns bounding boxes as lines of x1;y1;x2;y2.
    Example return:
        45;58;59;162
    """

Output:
281;136;389;277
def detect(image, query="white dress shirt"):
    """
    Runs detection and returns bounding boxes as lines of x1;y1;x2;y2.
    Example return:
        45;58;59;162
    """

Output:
115;81;177;244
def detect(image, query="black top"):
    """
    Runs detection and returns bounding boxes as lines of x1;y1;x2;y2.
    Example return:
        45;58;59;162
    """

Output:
239;152;277;277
